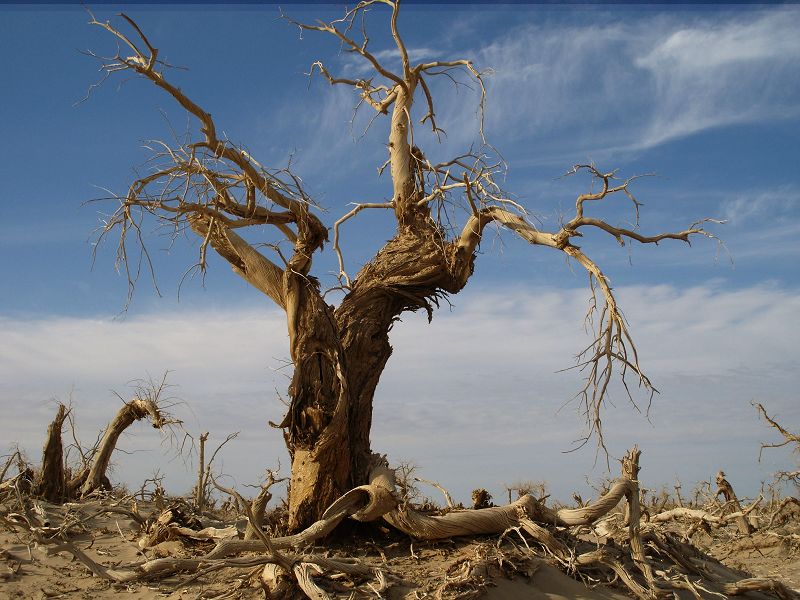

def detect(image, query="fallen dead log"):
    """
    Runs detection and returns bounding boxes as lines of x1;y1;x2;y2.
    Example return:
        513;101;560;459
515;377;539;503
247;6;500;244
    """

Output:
723;577;800;600
650;494;762;531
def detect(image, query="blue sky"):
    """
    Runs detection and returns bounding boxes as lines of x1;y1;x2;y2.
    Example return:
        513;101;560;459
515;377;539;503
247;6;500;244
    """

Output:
0;3;798;504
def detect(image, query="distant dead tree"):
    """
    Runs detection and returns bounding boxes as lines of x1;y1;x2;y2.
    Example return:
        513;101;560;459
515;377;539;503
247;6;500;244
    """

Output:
87;3;718;531
504;480;548;503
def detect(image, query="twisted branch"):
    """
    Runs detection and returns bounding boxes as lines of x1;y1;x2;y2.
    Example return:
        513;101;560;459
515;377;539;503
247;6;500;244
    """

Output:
87;11;325;309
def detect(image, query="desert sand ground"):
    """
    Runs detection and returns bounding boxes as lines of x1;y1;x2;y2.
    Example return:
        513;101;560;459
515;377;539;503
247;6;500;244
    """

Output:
1;492;797;599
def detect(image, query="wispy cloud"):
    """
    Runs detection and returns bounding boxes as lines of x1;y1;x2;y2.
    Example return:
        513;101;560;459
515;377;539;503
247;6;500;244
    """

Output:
289;7;800;174
340;46;445;78
1;283;796;502
634;11;800;148
721;184;799;226
420;8;800;163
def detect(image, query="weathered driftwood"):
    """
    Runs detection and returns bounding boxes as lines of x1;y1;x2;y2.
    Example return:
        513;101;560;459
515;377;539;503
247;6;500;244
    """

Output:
651;494;762;530
723;577;799;600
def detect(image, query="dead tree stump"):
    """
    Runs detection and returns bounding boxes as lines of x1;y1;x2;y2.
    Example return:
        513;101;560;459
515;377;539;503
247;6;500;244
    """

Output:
33;404;68;503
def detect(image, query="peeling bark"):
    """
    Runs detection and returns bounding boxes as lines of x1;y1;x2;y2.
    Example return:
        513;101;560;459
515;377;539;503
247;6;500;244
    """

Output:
281;274;352;532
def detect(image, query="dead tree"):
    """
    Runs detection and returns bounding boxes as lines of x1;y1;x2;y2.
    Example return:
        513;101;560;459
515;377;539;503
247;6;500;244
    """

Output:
715;471;754;535
192;432;239;512
80;395;174;497
88;4;717;531
25;377;180;503
195;432;209;511
33;404;69;503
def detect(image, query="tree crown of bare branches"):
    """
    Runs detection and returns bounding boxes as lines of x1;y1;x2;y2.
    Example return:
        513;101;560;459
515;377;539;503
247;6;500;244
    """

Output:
86;2;720;452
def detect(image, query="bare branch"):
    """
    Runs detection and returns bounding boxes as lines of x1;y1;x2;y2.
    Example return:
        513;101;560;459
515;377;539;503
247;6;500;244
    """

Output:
754;402;800;480
415;59;489;143
453;167;719;451
308;60;398;114
418;75;444;139
88;14;327;310
333;202;394;287
284;7;406;92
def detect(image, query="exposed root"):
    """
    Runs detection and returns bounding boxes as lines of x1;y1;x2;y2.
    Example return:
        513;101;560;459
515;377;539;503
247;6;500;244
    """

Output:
3;446;797;599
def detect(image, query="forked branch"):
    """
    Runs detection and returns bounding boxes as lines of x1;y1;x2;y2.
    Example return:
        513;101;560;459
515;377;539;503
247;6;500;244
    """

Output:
333;202;394;287
754;402;800;456
87;11;326;309
454;165;720;450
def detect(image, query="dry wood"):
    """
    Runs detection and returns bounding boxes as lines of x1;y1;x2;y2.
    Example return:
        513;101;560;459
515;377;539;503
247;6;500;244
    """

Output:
195;432;209;511
755;402;800;453
81;396;173;497
5;445;799;599
259;562;292;597
89;2;721;532
33;404;68;503
715;471;754;535
651;494;763;532
0;450;23;485
723;577;800;600
414;476;456;508
767;496;800;528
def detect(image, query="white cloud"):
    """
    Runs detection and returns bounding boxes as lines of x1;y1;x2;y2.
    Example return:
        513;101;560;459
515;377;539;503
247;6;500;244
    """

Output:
0;309;293;491
418;8;800;163
721;184;799;226
634;11;800;148
260;7;800;189
1;283;797;503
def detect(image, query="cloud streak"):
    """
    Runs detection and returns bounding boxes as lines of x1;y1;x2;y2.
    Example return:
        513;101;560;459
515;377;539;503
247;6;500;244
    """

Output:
284;6;800;184
425;8;800;163
1;283;796;503
633;10;800;148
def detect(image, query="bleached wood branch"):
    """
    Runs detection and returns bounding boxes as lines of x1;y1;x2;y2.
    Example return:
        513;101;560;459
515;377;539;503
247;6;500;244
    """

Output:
453;165;720;451
333;202;394;287
88;12;326;310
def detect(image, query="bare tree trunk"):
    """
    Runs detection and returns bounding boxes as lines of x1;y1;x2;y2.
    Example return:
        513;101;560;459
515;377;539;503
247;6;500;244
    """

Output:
81;398;166;497
716;471;753;535
34;404;68;503
244;485;274;541
280;277;354;532
283;226;474;530
196;432;209;511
